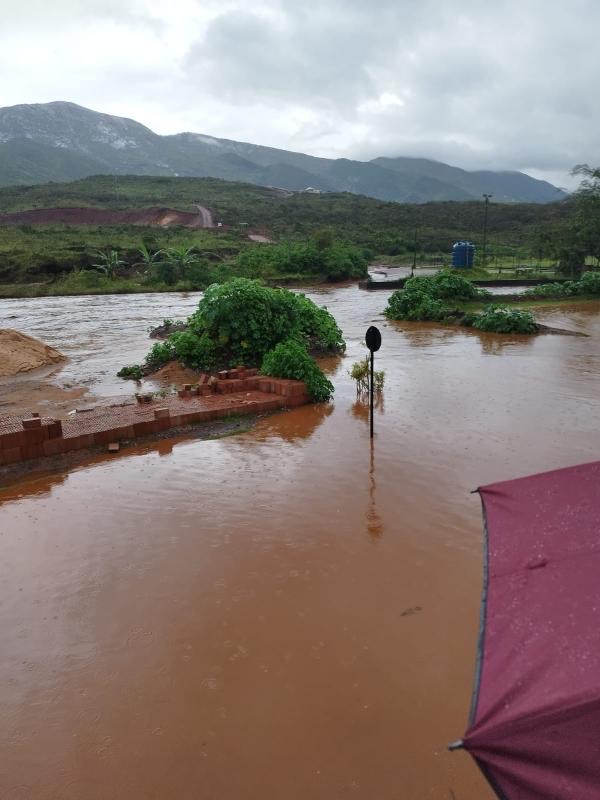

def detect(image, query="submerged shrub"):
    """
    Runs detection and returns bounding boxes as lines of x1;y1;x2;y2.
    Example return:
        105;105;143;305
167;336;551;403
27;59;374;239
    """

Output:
523;272;600;298
117;364;143;380
145;340;175;369
385;287;449;321
168;331;219;371
408;270;484;301
471;305;537;334
119;279;344;397
261;339;334;402
349;358;385;394
523;281;573;297
186;278;344;364
385;270;486;322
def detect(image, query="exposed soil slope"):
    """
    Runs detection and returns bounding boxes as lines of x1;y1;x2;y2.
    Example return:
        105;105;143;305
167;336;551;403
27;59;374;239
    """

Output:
0;329;65;377
0;206;212;228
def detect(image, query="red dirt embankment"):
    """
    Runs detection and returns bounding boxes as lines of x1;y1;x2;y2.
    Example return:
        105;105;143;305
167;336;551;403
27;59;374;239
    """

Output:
0;206;209;228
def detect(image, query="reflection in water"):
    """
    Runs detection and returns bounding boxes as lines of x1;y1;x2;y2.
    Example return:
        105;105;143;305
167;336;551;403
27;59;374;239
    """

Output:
350;395;384;423
476;331;535;356
255;401;333;443
367;439;383;539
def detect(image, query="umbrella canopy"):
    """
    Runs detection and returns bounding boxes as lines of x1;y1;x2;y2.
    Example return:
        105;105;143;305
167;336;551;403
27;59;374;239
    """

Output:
460;460;600;799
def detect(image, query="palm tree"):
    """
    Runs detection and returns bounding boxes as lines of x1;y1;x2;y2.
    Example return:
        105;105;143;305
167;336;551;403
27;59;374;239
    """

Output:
92;249;125;279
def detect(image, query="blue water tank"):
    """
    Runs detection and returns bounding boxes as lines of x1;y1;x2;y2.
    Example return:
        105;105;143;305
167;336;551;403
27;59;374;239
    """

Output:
451;241;475;268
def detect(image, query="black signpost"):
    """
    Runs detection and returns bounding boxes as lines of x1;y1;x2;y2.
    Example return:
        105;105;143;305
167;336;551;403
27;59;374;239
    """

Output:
365;326;382;438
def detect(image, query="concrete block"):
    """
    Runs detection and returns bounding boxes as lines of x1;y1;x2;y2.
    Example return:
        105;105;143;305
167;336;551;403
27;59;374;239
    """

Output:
154;407;170;420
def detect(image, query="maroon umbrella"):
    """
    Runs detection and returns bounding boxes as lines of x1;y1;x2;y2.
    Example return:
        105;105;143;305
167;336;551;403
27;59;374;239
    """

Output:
451;460;600;799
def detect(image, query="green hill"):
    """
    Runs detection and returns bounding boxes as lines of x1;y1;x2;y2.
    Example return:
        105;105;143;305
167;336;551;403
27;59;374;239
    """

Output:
0;101;567;204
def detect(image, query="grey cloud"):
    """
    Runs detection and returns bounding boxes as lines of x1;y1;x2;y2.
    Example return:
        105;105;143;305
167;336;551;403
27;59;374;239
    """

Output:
178;0;600;180
1;0;599;186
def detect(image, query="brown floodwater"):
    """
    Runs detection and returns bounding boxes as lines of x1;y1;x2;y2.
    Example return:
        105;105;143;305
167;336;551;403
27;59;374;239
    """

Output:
1;289;600;799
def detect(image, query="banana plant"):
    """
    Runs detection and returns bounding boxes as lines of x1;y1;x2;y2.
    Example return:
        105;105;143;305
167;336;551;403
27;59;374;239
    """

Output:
92;249;125;279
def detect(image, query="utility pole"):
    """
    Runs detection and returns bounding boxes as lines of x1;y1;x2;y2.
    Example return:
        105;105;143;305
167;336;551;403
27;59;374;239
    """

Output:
482;194;492;269
412;226;418;277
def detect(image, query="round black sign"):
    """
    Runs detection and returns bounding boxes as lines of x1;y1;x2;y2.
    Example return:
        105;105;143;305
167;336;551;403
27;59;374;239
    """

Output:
365;325;382;352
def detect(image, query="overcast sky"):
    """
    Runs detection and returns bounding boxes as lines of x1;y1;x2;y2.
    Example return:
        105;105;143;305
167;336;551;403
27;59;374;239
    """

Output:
1;0;598;188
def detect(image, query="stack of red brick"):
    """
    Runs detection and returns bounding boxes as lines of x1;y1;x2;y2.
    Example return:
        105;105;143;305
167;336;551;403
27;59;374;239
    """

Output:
0;415;64;466
0;371;309;467
176;366;308;406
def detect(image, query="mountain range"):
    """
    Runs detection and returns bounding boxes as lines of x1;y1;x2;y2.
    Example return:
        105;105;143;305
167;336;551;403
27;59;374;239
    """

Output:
0;101;566;204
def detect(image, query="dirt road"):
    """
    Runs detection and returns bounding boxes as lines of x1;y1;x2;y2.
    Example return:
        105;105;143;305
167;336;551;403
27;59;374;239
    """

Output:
195;204;214;228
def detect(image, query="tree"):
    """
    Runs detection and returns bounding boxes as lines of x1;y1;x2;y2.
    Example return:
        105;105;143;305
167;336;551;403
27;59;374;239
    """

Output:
92;249;125;279
571;165;600;268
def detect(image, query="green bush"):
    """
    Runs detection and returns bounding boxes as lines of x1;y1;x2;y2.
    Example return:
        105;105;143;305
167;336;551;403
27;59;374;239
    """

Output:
146;340;175;369
577;271;600;294
169;331;219;370
523;281;571;297
524;272;600;298
471;305;538;334
404;270;485;301
117;364;143;380
293;292;345;352
385;270;487;322
124;278;345;383
187;278;344;364
261;339;334;402
235;240;367;281
385;286;449;321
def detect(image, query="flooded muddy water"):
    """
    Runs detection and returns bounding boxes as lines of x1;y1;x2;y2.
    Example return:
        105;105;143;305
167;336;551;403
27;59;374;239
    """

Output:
1;288;600;799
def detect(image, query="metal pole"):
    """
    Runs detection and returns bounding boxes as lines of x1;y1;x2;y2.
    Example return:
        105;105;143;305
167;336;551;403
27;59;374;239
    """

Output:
369;349;374;439
412;227;418;277
482;194;492;268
